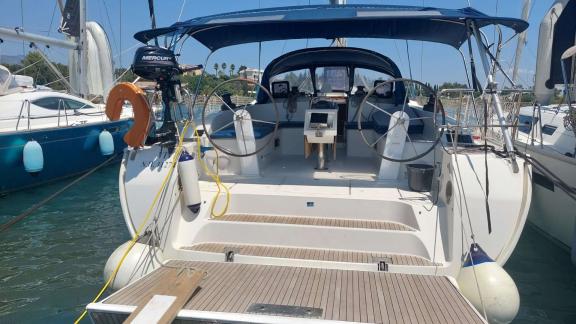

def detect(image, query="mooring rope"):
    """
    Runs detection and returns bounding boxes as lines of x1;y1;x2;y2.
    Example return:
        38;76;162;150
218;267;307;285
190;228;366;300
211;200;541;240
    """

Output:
0;153;119;234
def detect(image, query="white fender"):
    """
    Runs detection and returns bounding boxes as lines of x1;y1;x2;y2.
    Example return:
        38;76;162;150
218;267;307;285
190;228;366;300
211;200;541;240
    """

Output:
457;244;520;324
104;241;164;291
98;130;114;156
23;140;44;173
178;149;202;213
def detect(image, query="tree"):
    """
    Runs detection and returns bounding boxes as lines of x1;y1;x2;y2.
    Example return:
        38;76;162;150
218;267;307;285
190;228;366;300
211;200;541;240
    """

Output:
220;62;227;78
213;63;219;76
438;82;468;90
238;65;247;78
114;68;136;83
229;63;235;76
13;52;69;90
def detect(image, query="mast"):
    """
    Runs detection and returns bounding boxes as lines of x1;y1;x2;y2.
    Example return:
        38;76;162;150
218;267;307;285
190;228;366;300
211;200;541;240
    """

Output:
0;0;111;98
78;0;87;97
512;0;531;84
62;0;88;97
0;0;87;96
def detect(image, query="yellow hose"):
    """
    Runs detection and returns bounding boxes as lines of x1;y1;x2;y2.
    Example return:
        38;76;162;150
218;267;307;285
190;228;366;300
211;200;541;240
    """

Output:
75;120;230;322
193;123;230;218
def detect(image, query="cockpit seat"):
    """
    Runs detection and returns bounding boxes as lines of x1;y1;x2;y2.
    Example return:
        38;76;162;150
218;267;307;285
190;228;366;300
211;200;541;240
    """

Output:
372;107;424;135
279;121;305;128
210;124;276;140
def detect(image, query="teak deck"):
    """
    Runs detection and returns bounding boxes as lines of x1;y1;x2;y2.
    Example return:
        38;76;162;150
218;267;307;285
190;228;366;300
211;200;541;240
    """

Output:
93;260;484;324
184;243;439;266
215;214;415;231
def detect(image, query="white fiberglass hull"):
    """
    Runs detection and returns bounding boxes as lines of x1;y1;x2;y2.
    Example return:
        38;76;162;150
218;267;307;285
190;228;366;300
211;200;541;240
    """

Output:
518;143;576;257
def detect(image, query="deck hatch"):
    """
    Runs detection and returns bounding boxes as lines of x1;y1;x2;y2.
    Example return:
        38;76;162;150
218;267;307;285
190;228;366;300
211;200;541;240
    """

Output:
247;303;323;318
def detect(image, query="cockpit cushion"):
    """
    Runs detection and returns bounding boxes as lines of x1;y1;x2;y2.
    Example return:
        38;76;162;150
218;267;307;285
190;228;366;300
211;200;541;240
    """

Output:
372;107;424;134
210;124;275;140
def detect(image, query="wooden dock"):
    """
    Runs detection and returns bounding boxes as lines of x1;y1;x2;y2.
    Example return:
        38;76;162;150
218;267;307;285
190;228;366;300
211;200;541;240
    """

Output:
90;260;484;323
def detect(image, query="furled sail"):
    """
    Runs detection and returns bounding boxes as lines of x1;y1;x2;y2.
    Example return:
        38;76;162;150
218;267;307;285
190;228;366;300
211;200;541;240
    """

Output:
535;0;575;104
60;0;80;37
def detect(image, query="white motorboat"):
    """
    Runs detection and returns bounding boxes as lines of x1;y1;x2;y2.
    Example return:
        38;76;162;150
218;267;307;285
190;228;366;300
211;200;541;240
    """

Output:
81;4;533;324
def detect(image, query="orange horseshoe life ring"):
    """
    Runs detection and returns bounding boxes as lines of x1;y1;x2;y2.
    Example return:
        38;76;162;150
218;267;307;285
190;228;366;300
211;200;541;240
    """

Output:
106;82;152;148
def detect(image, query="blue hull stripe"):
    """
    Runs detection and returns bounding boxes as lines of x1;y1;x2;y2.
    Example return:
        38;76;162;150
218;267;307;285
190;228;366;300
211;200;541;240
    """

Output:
0;120;132;194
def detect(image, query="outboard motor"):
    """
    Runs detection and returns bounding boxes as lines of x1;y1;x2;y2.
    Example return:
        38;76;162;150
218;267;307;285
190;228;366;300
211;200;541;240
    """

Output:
132;46;182;143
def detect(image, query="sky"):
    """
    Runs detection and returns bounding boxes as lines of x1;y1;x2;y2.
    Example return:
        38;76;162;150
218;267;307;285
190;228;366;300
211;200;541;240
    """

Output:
0;0;557;87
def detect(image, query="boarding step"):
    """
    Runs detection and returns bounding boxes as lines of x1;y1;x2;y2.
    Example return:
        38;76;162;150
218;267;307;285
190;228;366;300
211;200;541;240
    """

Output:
183;243;440;266
90;260;484;323
213;214;416;231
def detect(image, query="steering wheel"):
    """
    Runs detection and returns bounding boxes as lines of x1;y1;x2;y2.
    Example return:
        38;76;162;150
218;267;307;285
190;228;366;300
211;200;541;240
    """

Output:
357;78;445;162
202;78;280;157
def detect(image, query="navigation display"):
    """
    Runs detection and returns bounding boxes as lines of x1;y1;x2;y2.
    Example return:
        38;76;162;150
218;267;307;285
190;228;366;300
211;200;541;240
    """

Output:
272;81;289;98
310;113;328;124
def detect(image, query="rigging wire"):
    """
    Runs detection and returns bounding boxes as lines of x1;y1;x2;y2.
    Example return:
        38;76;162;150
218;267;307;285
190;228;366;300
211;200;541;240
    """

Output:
483;99;492;234
492;0;499;55
450;138;488;320
20;0;25;56
392;40;405;73
101;0;120;56
421;0;424;80
258;42;262;83
177;0;187;22
405;40;413;80
76;64;235;321
12;59;43;74
74;120;196;323
47;1;58;37
119;0;123;68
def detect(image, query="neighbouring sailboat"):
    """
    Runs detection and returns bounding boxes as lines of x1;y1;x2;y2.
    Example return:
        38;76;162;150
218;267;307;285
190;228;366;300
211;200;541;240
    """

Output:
512;0;576;264
0;0;134;194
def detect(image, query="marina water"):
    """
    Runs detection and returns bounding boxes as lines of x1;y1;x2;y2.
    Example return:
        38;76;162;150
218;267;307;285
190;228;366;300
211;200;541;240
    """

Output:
0;164;575;323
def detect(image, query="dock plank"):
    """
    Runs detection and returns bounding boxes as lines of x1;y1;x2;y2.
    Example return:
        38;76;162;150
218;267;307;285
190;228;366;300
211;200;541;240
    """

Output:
121;268;204;324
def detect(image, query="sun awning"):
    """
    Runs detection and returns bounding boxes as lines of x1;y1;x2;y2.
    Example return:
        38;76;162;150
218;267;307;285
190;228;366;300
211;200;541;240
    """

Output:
134;4;528;50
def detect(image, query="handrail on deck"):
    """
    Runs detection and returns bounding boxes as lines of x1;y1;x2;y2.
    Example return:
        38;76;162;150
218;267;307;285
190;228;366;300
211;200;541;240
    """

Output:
57;98;69;127
15;99;31;131
436;88;544;152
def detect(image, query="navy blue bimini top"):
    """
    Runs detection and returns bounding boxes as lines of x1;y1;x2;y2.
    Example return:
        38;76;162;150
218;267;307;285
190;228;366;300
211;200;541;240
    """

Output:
134;4;528;50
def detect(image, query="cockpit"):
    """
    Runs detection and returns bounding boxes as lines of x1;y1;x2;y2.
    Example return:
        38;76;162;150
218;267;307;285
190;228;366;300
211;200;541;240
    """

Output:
200;47;443;181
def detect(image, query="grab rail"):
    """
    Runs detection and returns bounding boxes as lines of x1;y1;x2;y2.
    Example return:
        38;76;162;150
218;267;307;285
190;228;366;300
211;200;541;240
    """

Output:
436;88;538;152
57;98;69;127
15;99;31;131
